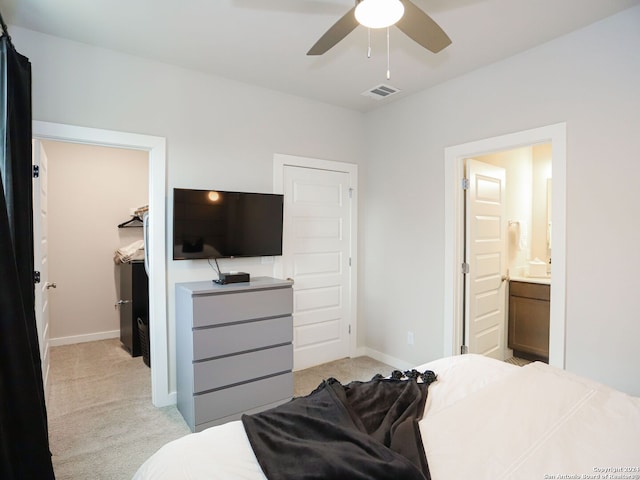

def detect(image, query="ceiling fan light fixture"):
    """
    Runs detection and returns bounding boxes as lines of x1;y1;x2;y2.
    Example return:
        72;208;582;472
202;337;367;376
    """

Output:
355;0;405;29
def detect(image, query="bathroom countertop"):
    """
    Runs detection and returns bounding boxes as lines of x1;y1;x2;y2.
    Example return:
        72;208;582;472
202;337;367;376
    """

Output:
509;275;551;285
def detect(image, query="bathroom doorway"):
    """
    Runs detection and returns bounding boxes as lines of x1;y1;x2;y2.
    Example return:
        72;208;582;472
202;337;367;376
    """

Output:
443;123;567;369
463;145;552;362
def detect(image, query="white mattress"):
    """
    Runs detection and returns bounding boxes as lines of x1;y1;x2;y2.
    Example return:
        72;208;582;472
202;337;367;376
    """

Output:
133;355;640;480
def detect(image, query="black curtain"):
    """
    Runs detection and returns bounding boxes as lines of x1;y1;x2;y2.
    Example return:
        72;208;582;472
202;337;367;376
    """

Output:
0;16;56;480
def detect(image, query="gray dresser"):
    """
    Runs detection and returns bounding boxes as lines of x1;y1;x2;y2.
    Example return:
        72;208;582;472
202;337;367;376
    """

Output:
176;277;294;432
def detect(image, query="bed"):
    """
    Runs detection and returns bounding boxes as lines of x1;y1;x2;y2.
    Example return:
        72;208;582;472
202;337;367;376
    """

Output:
133;354;640;480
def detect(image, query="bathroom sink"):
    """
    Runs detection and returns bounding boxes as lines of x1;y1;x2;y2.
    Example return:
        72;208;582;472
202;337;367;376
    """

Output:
509;275;551;285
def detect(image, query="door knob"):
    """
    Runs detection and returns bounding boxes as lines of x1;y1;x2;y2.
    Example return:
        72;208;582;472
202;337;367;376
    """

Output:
114;299;131;310
45;282;57;289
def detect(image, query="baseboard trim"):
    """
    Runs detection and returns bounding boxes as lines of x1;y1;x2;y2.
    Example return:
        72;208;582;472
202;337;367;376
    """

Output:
353;346;367;358
50;330;119;347
362;347;413;371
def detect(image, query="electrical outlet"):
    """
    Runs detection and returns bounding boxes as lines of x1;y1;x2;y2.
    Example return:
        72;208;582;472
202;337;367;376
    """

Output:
407;331;414;346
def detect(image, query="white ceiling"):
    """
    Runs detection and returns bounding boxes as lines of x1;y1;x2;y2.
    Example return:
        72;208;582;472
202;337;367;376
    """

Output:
1;0;639;112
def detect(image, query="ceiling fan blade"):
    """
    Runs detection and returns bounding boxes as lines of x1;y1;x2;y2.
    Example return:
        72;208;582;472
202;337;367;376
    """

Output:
307;6;358;55
396;0;451;53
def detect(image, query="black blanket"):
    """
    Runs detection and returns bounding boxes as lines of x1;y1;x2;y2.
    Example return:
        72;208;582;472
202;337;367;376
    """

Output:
242;371;436;480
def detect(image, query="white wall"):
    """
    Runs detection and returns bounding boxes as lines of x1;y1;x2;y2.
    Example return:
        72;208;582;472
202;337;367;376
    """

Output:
43;140;148;344
362;6;640;395
11;5;640;398
10;25;366;395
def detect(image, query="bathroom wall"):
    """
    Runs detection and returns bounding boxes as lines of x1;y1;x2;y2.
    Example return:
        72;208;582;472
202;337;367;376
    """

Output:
473;146;548;277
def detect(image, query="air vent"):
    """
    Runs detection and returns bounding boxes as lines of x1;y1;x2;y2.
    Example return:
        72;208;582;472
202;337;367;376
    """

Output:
361;84;401;100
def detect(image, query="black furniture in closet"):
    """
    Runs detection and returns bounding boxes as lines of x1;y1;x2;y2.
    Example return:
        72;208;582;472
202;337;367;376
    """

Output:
118;260;149;357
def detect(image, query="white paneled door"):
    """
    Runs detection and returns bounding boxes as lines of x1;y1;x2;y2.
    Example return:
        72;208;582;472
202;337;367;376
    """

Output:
282;165;352;370
32;140;51;400
465;159;507;361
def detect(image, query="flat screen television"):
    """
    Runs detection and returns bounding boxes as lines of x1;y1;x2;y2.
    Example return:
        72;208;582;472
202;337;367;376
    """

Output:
173;188;284;260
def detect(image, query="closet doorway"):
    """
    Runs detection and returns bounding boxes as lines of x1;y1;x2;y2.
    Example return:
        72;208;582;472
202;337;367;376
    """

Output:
32;122;170;407
40;140;148;348
33;139;148;401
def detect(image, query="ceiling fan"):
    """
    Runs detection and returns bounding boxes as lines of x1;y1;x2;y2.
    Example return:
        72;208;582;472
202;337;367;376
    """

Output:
307;0;451;56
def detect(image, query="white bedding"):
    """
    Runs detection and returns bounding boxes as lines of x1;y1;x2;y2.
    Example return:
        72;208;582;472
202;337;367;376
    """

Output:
134;355;640;480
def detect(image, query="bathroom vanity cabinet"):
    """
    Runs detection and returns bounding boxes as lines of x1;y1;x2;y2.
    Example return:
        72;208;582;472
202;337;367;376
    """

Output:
508;280;550;362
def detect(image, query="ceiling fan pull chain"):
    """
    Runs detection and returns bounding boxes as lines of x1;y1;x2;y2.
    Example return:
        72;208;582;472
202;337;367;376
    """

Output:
386;27;391;79
367;28;371;58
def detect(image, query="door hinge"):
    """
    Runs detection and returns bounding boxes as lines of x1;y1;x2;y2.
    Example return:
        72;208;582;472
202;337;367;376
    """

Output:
349;257;352;267
348;187;353;199
348;325;351;335
33;165;40;178
461;345;469;354
34;271;41;284
461;262;469;274
461;178;469;190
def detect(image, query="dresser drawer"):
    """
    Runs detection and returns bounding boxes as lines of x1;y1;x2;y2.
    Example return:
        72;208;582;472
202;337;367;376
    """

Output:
193;344;293;393
192;287;293;327
194;372;292;428
193;316;293;361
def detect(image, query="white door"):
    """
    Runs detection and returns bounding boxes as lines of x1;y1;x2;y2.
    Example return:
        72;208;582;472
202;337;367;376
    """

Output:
32;140;52;400
465;159;507;360
282;165;352;370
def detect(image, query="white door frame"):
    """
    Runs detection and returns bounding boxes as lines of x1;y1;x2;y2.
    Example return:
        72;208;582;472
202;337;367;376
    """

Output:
444;123;567;368
32;121;172;407
273;153;359;359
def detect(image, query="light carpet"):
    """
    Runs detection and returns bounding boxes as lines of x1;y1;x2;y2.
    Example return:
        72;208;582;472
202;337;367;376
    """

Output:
47;339;189;479
47;339;393;479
